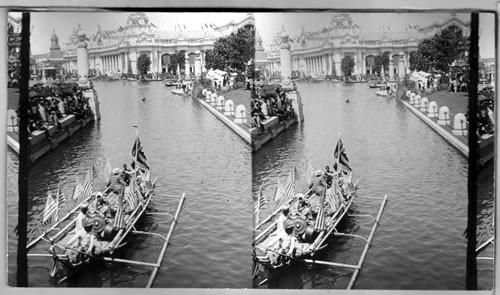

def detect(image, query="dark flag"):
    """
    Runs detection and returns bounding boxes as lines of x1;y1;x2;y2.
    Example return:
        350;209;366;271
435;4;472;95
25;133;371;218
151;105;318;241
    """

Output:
333;137;351;173
131;137;150;169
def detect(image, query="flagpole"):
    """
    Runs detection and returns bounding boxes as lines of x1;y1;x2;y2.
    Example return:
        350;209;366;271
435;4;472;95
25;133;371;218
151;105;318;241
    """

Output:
335;132;341;174
133;125;139;175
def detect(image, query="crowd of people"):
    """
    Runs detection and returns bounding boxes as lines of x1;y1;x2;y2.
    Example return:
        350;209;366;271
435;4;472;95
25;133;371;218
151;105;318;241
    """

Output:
250;86;296;135
25;82;93;135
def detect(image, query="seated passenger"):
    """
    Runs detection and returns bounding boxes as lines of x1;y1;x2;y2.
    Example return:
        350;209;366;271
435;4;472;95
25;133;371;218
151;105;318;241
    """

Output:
309;170;327;196
107;168;125;194
276;205;290;238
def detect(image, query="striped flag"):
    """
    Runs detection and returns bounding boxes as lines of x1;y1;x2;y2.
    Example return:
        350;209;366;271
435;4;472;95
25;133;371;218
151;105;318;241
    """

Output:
254;185;266;224
56;183;66;209
113;190;125;228
314;188;326;231
42;193;58;225
283;169;296;200
325;188;337;212
333;137;351;174
71;177;83;201
81;166;94;200
124;186;137;210
344;170;355;193
104;159;112;184
273;178;285;208
131;137;150;170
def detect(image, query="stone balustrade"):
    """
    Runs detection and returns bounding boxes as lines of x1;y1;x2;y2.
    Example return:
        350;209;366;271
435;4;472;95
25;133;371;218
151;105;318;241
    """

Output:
406;90;468;137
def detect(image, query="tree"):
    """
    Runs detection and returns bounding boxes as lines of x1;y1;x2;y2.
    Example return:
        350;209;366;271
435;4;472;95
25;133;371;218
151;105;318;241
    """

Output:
136;53;151;76
413;26;468;73
341;55;355;77
8;22;22;84
205;26;255;74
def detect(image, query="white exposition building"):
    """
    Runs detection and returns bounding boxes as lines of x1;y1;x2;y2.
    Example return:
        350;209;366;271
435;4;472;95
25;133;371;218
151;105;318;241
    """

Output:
30;12;255;77
256;13;471;79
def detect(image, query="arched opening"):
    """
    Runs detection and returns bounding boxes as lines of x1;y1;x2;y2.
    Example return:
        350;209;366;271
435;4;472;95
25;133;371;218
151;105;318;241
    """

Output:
161;53;172;73
187;52;196;75
366;55;376;76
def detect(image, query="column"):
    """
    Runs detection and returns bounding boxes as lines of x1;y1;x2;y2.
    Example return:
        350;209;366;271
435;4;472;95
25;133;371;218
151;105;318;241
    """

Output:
158;51;162;74
184;52;190;78
406;51;411;71
334;52;341;76
389;54;394;80
398;52;405;79
279;30;292;80
194;50;202;78
77;31;89;77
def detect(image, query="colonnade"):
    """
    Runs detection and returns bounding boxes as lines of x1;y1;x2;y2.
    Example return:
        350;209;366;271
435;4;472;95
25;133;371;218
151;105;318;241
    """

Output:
101;53;127;75
275;50;416;79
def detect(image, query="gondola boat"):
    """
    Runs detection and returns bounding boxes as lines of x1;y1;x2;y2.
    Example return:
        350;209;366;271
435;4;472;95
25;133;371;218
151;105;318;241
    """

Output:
254;136;359;269
253;136;388;289
26;131;186;286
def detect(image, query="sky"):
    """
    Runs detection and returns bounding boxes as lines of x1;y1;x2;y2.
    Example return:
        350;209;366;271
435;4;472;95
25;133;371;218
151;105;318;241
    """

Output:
12;11;496;59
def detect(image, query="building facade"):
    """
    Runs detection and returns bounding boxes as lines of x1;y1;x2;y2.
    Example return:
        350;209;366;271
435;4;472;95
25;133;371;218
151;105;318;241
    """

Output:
258;13;471;80
33;12;255;78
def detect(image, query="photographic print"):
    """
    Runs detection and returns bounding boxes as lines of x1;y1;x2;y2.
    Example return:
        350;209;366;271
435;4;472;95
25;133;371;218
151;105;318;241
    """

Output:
250;11;495;290
7;11;254;288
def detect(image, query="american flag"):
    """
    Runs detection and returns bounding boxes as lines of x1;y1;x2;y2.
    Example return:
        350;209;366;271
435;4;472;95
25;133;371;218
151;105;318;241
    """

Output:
344;170;356;193
113;190;125;228
283;169;296;200
42;192;58;225
124;186;137;211
81;166;94;200
254;185;266;225
56;183;66;209
325;188;337;212
314;188;326;231
273;178;285;208
71;177;83;202
333;137;351;174
104;159;112;184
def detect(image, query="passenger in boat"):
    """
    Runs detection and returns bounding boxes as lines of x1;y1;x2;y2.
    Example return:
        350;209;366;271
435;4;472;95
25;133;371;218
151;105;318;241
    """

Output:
324;166;335;187
68;202;89;243
276;205;291;238
293;194;312;220
309;170;327;196
121;164;134;185
107;168;126;194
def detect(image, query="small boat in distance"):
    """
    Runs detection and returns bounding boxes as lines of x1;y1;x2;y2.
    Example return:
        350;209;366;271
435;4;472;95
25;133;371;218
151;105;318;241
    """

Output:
164;78;180;87
375;85;393;97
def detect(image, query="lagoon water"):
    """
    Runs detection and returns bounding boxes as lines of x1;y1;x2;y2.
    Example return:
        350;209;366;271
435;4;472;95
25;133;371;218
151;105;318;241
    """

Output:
7;80;252;288
6;80;493;289
252;82;494;289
